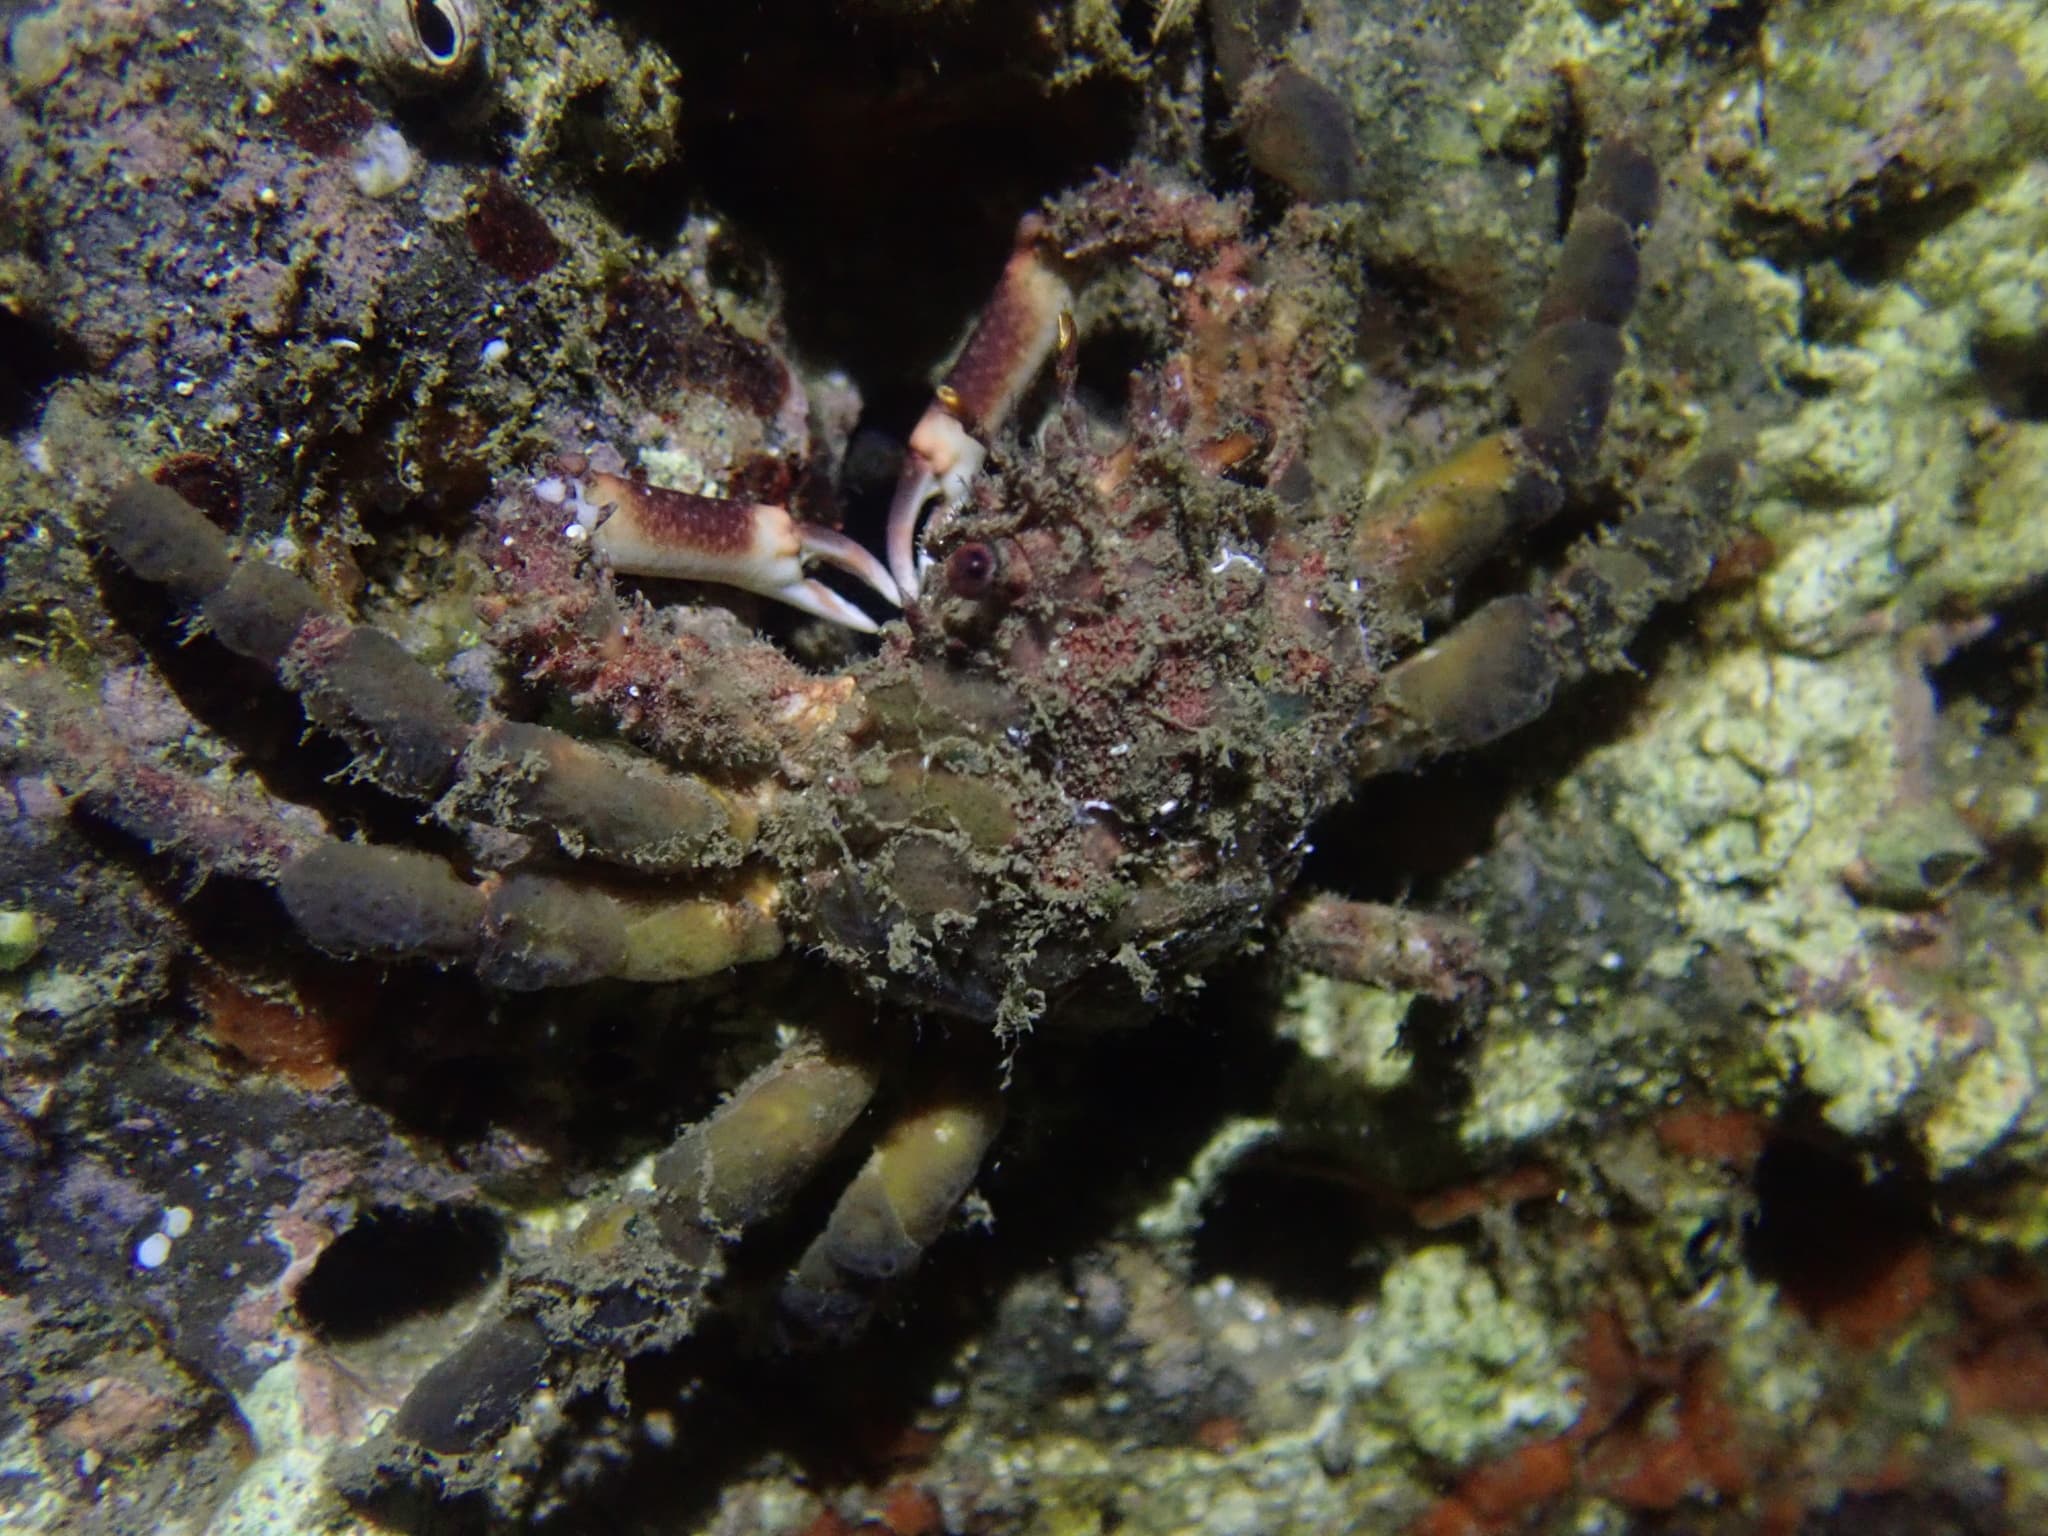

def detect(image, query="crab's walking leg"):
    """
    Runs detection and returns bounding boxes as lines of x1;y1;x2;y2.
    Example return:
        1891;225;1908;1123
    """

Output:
569;470;900;632
361;1035;881;1499
86;480;787;984
277;842;783;988
651;1040;883;1237
1340;138;1739;775
91;480;475;798
9;677;321;883
780;1079;1005;1341
1357;447;1739;776
1351;140;1662;631
1282;893;1493;1004
886;217;1074;599
1209;0;1364;204
92;480;759;853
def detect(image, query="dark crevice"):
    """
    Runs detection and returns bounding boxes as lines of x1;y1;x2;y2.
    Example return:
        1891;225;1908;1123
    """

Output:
1798;1481;2013;1536
1698;0;1771;59
1192;1156;1393;1306
1930;580;2048;734
1972;332;2048;421
1832;184;1982;286
0;306;87;433
296;1204;505;1342
1741;1123;1936;1329
1732;184;1982;288
590;0;1143;435
1551;74;1589;242
1071;320;1158;430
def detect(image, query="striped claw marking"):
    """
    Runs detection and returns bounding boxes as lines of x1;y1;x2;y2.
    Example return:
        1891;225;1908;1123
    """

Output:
568;469;901;633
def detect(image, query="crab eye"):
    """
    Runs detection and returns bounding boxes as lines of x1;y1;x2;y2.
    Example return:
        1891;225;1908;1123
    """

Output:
945;541;998;599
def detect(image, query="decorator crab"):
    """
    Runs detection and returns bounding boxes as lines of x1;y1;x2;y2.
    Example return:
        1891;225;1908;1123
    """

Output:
67;137;1728;1505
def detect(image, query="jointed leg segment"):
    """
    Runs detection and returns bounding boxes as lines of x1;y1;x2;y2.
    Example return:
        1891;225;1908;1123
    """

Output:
275;842;782;988
781;1083;1005;1340
1350;140;1661;632
1357;447;1737;776
885;218;1075;601
560;468;901;633
371;1032;1003;1496
371;1032;882;1480
86;479;785;987
1346;140;1734;776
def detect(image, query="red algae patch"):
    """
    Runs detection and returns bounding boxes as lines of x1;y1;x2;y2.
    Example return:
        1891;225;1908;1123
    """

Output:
195;967;359;1091
271;69;376;158
467;175;563;283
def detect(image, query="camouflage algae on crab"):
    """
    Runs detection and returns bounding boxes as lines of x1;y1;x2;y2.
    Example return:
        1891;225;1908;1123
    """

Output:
3;0;2048;1532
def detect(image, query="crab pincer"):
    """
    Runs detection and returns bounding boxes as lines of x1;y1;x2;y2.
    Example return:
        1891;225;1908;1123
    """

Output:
568;468;901;632
885;215;1075;601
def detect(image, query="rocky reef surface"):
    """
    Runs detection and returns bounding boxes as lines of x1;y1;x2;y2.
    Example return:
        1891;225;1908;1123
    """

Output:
2;0;2047;1532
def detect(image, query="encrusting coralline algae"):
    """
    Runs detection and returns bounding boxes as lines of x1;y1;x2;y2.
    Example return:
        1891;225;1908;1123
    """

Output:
2;0;2047;1532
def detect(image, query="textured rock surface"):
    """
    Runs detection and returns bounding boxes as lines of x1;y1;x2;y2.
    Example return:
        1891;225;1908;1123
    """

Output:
4;0;2048;1532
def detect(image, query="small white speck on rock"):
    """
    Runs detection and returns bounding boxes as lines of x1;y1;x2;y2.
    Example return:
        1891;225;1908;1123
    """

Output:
350;125;417;198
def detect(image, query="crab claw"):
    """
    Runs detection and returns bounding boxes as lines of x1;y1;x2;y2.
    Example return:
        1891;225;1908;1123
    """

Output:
885;218;1074;601
572;471;901;633
885;408;985;603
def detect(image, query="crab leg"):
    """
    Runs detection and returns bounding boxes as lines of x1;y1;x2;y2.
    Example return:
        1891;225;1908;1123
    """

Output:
780;1080;1005;1340
274;840;785;988
1357;447;1739;776
1351;140;1662;633
91;480;478;797
653;1037;883;1237
85;482;793;982
885;216;1074;600
367;1034;881;1494
1344;140;1743;777
571;469;900;632
1282;893;1492;1004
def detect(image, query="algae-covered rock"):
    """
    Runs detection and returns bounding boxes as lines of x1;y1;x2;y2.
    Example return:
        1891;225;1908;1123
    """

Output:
8;0;2048;1531
1846;799;1985;909
1325;1244;1580;1468
1910;419;2048;617
1708;0;2048;256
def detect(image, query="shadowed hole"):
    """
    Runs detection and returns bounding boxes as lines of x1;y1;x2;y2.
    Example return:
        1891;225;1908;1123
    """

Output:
0;307;87;433
1073;320;1156;431
295;1204;504;1342
1929;580;2048;735
1741;1128;1934;1336
1973;332;2048;422
1698;0;1770;56
410;0;459;62
1801;1484;2012;1536
1191;1153;1397;1306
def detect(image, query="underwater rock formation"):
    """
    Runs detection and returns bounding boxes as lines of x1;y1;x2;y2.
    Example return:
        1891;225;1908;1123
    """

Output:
2;0;2046;1533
